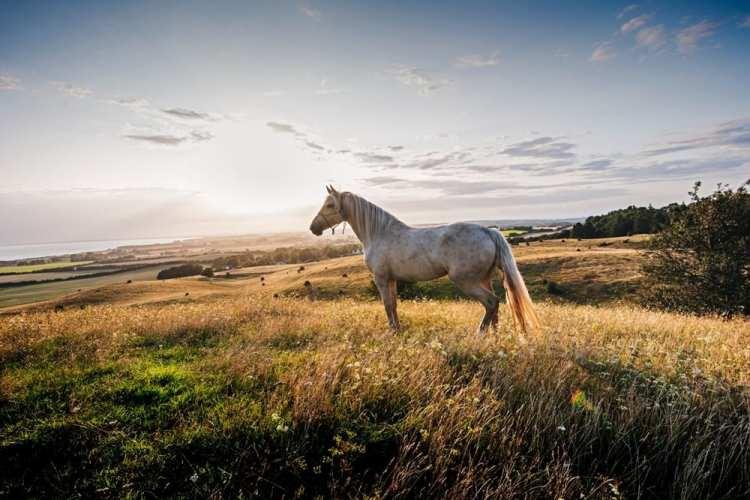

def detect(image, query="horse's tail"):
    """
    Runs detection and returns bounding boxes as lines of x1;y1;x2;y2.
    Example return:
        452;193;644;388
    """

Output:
489;229;540;333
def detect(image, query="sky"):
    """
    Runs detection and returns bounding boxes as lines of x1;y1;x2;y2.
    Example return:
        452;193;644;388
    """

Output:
1;0;749;244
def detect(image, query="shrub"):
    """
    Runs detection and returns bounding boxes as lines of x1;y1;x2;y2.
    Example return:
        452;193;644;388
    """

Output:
642;181;750;316
157;263;205;280
545;280;564;295
200;267;214;278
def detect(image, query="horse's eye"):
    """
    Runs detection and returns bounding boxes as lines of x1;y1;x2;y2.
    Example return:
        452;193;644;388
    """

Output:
326;203;334;208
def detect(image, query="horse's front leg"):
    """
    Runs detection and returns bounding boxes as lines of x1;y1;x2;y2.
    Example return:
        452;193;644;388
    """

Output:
374;275;399;332
388;279;401;332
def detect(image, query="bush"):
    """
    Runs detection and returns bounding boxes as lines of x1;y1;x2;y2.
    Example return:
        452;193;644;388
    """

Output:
157;263;205;280
642;181;750;316
545;280;564;295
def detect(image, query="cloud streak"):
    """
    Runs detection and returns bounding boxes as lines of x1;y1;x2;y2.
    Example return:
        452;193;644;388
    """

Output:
590;41;615;62
50;81;93;98
677;20;719;54
635;25;666;51
454;51;501;68
160;107;215;121
123;130;214;147
0;74;20;90
621;14;651;33
501;136;576;160
299;4;321;21
387;66;450;95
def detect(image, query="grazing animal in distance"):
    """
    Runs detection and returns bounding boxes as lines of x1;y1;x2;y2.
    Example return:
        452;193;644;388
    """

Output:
309;185;539;333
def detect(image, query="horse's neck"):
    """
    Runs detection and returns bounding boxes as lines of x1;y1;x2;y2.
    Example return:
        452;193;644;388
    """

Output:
344;195;405;247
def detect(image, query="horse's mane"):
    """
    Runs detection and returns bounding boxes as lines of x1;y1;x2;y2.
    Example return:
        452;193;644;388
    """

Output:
342;192;406;245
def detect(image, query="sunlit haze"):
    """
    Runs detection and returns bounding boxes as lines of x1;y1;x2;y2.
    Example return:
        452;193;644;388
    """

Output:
2;0;749;244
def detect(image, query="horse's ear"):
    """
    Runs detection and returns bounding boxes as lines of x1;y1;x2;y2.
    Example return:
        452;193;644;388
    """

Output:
326;185;333;194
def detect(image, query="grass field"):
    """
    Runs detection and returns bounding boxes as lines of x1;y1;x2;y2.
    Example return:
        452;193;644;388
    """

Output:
0;260;93;274
0;236;645;313
1;292;748;498
0;265;175;309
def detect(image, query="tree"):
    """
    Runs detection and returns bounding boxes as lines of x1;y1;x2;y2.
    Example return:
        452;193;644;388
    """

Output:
642;181;750;316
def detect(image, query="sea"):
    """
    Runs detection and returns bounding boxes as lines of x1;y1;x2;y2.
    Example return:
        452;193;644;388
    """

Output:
0;237;191;262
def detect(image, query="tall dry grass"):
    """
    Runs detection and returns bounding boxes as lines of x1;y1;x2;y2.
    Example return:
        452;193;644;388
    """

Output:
1;295;749;498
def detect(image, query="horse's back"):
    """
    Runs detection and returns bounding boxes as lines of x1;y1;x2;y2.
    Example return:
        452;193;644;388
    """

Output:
434;223;497;275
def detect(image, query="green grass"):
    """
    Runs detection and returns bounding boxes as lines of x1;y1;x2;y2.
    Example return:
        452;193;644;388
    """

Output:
1;296;748;498
501;229;527;237
0;265;170;309
0;261;93;274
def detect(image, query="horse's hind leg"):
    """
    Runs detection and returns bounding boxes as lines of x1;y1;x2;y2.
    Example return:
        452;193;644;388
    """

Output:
482;275;500;329
454;279;499;334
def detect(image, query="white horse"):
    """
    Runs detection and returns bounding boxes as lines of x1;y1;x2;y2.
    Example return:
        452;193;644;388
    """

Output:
309;186;539;334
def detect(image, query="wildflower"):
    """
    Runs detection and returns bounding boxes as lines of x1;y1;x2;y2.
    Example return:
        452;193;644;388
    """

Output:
557;425;566;432
571;389;594;411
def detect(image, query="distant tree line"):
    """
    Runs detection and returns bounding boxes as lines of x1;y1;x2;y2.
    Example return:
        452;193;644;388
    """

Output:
210;243;363;271
570;204;678;239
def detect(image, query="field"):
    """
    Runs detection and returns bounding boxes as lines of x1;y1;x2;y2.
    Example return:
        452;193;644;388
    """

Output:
0;260;92;274
1;235;748;498
0;236;644;313
0;265;175;309
1;294;749;498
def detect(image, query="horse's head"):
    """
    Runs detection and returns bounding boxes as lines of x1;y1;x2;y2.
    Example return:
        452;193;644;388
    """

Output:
310;185;345;236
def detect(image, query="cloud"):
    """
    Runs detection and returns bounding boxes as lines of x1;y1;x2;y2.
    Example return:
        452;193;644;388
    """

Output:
123;129;214;147
618;4;639;19
0;74;20;91
50;81;93;98
354;152;395;163
305;140;325;151
621;14;651;33
501;136;577;160
640;118;750;157
314;79;346;95
590;41;616;62
582;159;613;171
361;176;404;186
389;145;404;151
741;16;750;28
677;20;719;54
299;4;321;21
362;177;518;196
386;66;450;95
635;25;667;51
454;50;501;68
267;121;305;136
108;97;150;109
160;107;215;121
263;90;286;97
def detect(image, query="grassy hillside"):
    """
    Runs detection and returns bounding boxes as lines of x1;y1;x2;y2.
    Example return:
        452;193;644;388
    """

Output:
0;236;646;313
1;290;749;498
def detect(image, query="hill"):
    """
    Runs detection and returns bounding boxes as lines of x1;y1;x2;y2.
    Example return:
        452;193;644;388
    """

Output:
0;236;647;313
1;287;748;498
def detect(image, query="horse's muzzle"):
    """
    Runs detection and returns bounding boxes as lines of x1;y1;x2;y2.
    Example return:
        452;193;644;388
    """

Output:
310;224;323;236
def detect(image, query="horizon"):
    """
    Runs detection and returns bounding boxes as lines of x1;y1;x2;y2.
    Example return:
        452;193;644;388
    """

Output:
2;0;749;246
